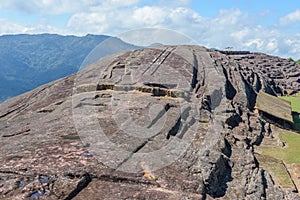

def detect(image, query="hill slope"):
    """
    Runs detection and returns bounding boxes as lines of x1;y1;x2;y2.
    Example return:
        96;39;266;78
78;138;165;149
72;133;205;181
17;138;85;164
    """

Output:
0;46;299;199
0;34;139;102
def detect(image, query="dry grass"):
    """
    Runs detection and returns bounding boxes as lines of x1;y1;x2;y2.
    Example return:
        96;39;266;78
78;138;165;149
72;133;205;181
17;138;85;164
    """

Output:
279;96;300;113
260;129;300;164
256;92;293;123
256;153;294;189
255;126;300;190
279;96;300;130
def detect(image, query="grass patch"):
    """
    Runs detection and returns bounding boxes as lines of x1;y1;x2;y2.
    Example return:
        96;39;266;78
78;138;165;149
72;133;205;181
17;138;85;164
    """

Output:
261;130;300;164
279;96;300;113
256;154;294;188
256;127;300;190
199;121;209;125
257;92;293;123
279;96;300;130
267;162;293;188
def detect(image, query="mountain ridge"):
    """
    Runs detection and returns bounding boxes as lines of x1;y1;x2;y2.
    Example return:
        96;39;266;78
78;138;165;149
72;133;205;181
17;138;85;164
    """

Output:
0;33;139;102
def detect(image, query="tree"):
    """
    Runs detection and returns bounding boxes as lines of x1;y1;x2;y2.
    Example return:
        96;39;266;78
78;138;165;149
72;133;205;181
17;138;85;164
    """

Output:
225;46;234;50
287;58;300;64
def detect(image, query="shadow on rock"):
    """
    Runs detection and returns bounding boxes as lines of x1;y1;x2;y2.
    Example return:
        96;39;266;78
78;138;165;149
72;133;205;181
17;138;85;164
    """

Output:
206;154;233;198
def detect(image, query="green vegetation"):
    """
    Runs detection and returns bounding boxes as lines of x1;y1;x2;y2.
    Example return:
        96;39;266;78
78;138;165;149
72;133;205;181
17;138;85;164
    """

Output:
199;121;209;125
261;130;300;164
0;34;106;102
266;162;294;188
256;127;300;189
0;34;139;102
257;92;293;123
287;57;300;64
293;113;300;130
256;154;294;188
279;96;300;113
279;96;300;130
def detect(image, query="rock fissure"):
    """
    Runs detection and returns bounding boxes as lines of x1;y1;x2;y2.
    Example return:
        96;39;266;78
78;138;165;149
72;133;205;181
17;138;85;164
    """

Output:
1;45;299;199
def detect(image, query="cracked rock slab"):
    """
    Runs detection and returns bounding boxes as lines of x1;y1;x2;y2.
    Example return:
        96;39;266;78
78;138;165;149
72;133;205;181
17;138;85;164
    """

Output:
0;45;299;199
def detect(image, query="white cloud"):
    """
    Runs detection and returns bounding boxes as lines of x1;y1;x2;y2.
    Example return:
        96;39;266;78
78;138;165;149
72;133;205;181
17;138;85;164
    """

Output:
67;6;168;35
0;0;141;14
65;5;300;59
118;28;197;46
67;6;207;35
214;9;245;26
279;9;300;26
158;0;190;6
0;18;68;35
0;19;27;34
0;1;299;59
230;28;250;42
132;6;167;26
244;39;265;50
265;39;278;52
67;13;108;34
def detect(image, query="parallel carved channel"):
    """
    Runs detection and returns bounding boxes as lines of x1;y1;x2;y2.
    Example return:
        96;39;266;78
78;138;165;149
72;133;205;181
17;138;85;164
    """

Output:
75;83;186;98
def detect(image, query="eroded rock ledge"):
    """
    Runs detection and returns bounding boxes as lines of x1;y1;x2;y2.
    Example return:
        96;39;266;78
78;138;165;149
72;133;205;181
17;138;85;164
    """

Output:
75;83;186;98
0;45;299;199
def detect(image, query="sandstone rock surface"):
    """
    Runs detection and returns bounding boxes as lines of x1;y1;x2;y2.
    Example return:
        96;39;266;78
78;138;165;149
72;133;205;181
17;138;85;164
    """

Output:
0;46;299;199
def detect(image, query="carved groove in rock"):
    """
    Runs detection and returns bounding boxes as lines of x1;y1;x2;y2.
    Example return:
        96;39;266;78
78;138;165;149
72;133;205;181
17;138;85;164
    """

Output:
0;46;299;199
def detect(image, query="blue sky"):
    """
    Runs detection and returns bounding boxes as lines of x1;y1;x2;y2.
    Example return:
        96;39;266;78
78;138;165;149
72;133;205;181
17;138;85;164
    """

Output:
0;0;299;59
192;0;297;19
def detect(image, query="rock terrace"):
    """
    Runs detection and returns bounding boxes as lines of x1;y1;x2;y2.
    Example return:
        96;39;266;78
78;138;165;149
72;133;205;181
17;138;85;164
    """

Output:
0;45;299;199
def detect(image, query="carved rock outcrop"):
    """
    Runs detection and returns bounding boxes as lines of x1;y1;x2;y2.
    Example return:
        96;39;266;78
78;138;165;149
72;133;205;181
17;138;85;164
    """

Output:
0;46;299;199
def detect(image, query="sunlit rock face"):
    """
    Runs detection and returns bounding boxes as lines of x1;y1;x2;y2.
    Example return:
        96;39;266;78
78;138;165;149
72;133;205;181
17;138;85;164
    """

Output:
0;46;299;199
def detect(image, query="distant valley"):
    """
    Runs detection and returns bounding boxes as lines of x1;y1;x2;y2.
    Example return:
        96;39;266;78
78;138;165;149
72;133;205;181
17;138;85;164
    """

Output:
0;34;139;102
